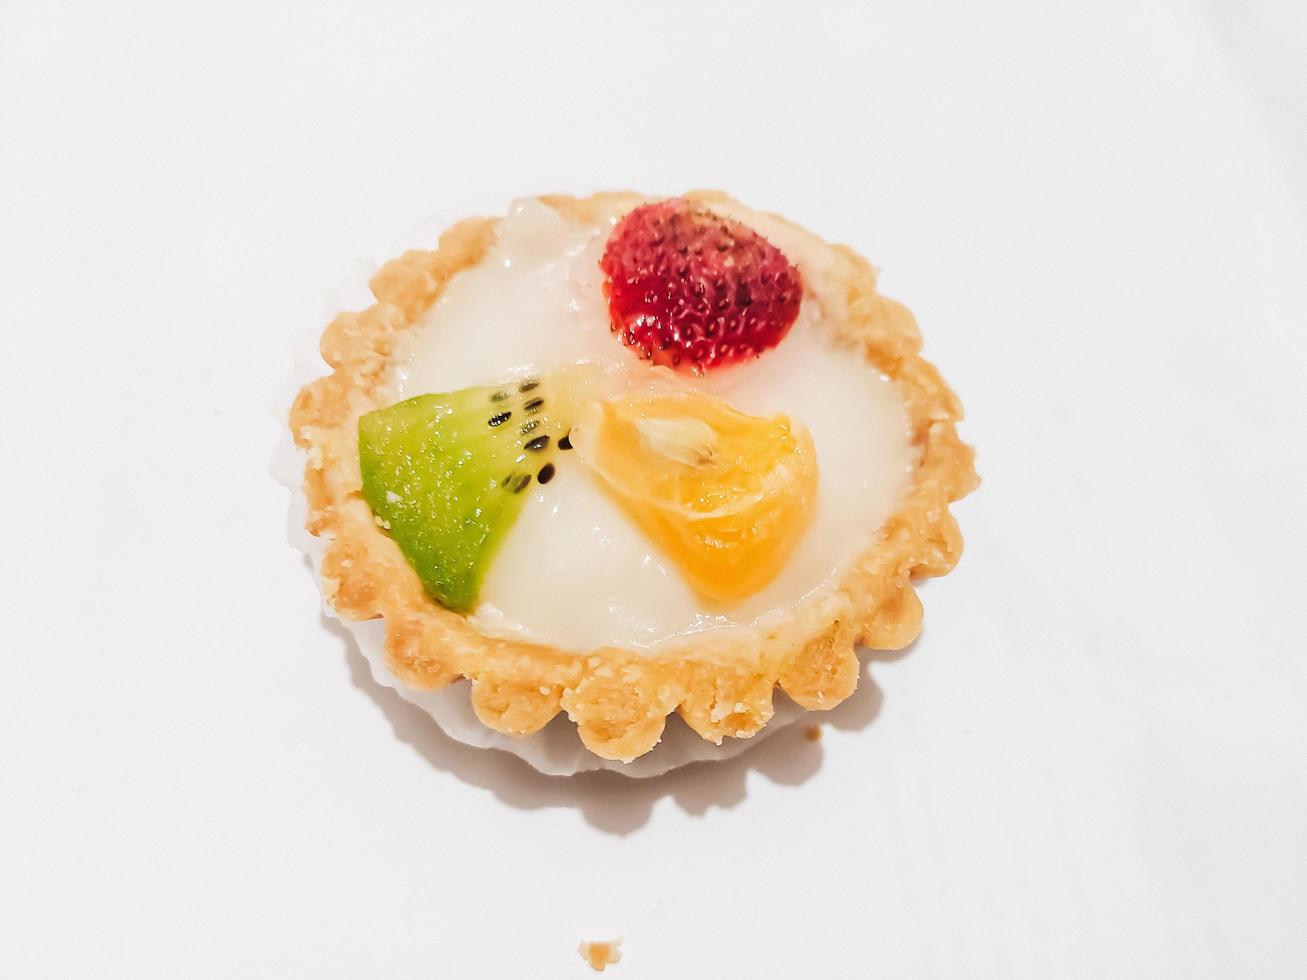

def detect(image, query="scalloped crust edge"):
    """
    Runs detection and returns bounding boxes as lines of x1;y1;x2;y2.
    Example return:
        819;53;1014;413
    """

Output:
288;191;978;763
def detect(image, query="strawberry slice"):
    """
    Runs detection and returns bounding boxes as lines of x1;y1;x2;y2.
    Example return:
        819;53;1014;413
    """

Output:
599;198;803;372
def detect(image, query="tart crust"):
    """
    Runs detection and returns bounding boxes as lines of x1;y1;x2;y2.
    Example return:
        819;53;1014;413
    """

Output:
289;191;978;762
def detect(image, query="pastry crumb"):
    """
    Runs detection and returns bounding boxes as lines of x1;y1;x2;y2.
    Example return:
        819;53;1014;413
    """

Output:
577;938;622;972
804;725;822;741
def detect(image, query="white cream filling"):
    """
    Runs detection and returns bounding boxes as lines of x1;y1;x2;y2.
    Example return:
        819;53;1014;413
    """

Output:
394;198;913;653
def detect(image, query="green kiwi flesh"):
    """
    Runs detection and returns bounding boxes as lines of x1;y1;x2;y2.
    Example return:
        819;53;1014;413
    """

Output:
358;375;574;612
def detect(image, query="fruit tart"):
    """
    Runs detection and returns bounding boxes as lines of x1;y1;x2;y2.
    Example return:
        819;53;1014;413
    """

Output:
288;191;977;770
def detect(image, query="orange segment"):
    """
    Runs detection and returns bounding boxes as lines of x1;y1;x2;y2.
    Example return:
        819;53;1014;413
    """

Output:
572;391;818;601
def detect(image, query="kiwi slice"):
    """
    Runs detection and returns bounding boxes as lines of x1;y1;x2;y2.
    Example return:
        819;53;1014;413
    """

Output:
358;373;580;612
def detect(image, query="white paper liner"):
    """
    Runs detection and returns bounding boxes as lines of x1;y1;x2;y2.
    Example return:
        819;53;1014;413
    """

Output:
271;198;804;777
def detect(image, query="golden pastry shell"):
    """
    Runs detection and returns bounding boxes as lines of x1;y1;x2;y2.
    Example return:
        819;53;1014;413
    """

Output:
289;191;978;762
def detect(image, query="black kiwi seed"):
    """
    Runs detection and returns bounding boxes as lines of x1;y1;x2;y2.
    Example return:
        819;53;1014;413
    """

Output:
518;379;540;393
487;411;512;427
524;435;550;452
491;390;510;402
520;420;539;435
505;473;531;493
558;432;572;451
537;463;556;485
523;397;545;414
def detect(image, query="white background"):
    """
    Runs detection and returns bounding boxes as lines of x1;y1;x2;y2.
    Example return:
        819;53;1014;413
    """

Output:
2;1;1305;977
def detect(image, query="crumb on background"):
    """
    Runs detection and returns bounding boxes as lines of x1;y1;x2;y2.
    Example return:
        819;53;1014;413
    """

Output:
804;725;822;741
578;938;623;972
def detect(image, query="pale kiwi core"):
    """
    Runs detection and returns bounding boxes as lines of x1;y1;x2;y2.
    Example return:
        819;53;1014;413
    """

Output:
392;198;914;653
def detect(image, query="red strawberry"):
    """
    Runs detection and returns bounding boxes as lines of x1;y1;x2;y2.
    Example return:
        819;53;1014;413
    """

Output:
599;198;803;372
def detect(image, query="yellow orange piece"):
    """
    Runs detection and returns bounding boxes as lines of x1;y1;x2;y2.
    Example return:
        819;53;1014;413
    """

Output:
572;391;818;601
